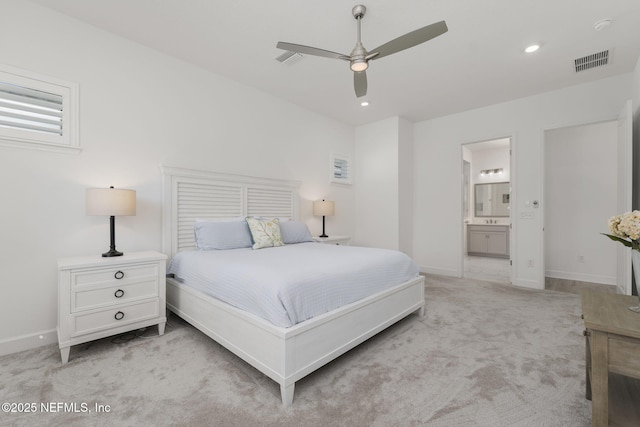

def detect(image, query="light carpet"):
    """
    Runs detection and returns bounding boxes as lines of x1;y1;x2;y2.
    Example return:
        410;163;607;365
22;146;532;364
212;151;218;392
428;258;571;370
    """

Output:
0;275;591;426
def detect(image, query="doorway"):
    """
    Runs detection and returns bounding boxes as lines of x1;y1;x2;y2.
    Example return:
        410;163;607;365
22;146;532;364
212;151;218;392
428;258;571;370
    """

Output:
542;119;623;293
462;138;512;283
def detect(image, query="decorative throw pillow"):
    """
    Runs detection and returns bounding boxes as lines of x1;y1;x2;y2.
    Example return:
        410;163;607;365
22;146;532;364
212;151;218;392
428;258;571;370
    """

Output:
245;217;284;249
279;221;313;244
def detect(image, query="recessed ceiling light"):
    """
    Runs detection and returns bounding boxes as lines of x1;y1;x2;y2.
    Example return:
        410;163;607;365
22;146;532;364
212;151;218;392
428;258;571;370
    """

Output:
525;44;540;54
593;19;612;31
360;100;370;107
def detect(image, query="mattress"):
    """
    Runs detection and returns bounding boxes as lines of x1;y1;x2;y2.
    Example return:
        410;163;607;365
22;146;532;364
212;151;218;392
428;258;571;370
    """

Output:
167;242;419;328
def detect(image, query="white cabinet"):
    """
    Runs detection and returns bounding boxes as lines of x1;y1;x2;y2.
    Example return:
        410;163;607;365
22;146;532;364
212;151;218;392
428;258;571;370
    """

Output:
57;251;167;364
467;225;509;258
314;235;351;245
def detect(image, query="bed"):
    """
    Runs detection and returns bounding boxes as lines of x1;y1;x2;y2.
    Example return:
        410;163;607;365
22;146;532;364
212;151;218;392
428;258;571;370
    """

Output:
161;165;425;406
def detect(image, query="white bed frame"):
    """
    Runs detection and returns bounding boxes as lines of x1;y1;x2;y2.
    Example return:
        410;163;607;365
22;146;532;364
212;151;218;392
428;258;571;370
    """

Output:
161;165;425;406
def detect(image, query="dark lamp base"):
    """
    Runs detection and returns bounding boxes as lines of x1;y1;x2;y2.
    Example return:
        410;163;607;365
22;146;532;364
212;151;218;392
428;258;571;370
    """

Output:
319;215;329;238
103;216;124;257
102;249;123;257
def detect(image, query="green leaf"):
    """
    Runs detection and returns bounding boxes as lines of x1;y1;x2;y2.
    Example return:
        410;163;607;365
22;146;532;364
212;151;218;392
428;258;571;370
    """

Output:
602;233;633;248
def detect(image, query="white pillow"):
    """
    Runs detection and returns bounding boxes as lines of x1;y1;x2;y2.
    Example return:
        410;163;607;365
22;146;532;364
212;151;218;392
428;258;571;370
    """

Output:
194;220;253;250
245;217;284;250
279;221;313;244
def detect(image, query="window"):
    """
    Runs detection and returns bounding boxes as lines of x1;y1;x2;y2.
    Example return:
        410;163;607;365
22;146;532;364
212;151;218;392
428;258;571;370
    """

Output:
0;64;79;153
330;153;352;185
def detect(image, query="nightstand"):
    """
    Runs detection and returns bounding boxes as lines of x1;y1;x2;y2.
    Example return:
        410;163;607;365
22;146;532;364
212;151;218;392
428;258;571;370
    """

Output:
314;235;351;245
57;251;167;364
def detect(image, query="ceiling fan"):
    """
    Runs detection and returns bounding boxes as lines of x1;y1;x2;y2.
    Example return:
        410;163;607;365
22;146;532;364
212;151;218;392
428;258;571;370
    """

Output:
276;4;448;98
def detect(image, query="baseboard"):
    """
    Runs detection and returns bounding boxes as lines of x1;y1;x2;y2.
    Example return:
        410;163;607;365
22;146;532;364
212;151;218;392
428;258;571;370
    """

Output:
420;266;459;277
545;269;616;286
546;277;617;295
511;278;542;290
0;329;57;357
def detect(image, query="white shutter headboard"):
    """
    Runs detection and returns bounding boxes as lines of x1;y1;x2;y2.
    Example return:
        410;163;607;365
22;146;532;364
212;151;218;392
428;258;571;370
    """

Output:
161;165;300;258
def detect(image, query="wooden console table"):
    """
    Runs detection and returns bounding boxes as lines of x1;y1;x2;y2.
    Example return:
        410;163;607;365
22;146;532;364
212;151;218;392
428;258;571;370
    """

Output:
582;290;640;426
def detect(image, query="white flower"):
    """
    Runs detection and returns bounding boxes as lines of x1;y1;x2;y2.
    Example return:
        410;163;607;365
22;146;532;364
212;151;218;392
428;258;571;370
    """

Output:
605;211;640;252
618;211;640;240
608;214;624;237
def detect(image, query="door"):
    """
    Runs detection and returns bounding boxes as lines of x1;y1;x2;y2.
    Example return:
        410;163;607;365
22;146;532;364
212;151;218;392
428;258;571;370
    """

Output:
617;100;633;295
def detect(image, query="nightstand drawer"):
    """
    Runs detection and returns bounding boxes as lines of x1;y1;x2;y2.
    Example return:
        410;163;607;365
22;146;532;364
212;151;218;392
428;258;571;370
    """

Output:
71;263;159;288
72;280;159;312
71;299;160;337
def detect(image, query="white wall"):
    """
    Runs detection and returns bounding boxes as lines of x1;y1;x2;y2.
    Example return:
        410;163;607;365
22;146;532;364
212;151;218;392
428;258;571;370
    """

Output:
544;121;618;285
414;73;633;287
0;1;355;354
398;118;414;255
353;116;415;253
354;117;400;249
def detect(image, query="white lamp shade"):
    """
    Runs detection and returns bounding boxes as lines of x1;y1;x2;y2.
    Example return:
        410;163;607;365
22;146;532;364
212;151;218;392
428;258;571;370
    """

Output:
86;188;136;216
313;200;335;217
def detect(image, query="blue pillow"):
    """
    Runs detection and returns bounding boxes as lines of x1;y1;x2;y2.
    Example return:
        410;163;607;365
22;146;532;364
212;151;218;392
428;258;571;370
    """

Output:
194;220;253;250
279;221;313;244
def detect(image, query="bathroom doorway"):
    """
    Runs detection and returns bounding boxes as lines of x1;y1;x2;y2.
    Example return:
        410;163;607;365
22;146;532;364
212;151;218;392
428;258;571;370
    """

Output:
462;138;512;283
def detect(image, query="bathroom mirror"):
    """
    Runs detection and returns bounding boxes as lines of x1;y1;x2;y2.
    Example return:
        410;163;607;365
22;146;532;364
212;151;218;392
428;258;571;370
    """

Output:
475;182;510;217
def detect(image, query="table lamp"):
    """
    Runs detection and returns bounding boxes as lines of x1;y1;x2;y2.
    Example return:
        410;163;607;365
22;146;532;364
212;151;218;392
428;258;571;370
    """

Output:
86;186;136;257
313;199;335;238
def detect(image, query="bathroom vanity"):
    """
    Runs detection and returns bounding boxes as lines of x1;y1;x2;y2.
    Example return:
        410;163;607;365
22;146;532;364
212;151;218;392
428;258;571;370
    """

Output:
467;224;509;258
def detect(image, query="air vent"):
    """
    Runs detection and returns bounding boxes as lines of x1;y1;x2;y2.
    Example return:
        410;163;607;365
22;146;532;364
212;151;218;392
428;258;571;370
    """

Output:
574;50;609;72
275;51;303;65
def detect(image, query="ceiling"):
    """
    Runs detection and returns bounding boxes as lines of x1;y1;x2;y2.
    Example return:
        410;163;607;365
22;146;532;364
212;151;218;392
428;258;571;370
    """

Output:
31;0;640;126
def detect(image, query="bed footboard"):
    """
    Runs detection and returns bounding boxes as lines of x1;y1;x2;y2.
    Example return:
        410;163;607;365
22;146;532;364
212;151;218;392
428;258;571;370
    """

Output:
167;275;425;406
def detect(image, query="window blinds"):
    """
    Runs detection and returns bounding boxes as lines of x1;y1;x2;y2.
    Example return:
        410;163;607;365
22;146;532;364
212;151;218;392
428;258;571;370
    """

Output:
331;154;351;184
333;158;349;179
0;82;63;136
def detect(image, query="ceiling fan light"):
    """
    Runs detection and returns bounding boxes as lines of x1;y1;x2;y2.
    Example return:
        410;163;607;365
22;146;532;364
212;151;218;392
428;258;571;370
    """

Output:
524;44;540;54
350;60;368;72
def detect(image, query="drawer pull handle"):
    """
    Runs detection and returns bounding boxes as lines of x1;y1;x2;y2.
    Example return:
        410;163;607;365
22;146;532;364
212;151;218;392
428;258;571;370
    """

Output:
114;289;125;298
114;311;125;320
114;271;124;280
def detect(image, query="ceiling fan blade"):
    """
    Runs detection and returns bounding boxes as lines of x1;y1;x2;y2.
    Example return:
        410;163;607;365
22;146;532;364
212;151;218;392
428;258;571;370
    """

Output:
369;20;448;60
354;71;367;98
276;42;349;61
